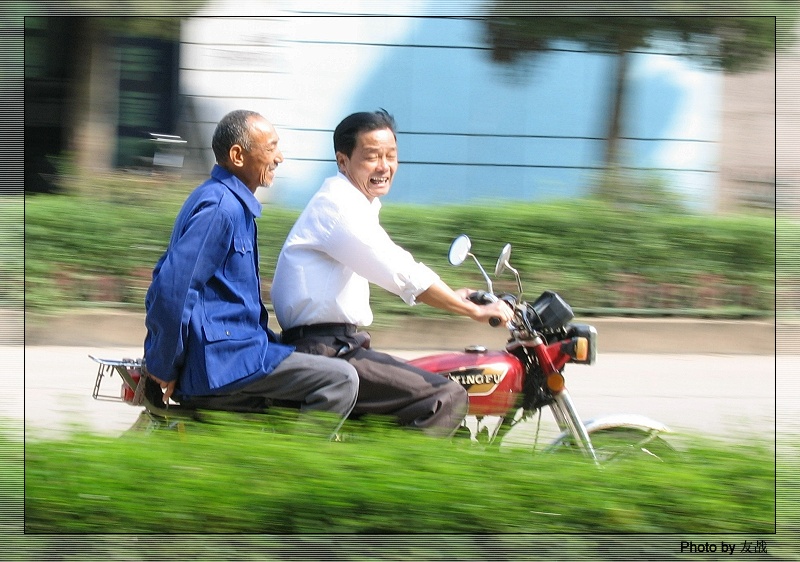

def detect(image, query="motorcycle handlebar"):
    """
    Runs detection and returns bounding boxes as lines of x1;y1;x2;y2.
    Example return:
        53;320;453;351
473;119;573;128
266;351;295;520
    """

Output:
467;291;507;328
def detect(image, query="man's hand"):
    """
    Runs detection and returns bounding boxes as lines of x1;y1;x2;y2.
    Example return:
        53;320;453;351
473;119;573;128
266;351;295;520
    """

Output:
472;298;514;326
455;287;514;326
153;378;176;403
418;281;514;326
141;362;176;403
454;287;475;301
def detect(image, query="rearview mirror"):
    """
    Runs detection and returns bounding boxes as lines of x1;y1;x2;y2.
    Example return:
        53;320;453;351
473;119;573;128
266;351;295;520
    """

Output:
494;242;523;298
448;234;494;294
494;243;512;277
448;234;472;266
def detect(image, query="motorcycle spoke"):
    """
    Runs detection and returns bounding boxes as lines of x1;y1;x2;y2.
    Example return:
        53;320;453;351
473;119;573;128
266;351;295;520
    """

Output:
544;426;675;464
588;428;674;463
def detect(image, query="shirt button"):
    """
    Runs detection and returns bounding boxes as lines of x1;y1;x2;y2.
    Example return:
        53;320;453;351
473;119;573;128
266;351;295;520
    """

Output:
225;330;231;336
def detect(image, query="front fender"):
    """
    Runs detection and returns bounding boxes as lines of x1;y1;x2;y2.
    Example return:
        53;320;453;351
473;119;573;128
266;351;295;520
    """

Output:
548;413;671;448
581;414;671;434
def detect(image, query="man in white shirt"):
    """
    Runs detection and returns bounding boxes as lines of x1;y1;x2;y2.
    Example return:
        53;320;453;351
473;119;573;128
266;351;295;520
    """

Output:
271;110;513;436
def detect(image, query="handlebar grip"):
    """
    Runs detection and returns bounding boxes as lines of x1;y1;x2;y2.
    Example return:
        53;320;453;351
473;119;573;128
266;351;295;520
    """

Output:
469;291;503;326
468;290;498;304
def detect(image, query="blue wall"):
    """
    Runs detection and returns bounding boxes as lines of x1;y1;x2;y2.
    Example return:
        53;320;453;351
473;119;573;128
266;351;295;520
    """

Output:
253;17;718;209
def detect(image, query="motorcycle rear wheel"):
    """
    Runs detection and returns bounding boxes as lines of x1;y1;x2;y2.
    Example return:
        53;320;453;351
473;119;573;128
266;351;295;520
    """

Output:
124;410;192;435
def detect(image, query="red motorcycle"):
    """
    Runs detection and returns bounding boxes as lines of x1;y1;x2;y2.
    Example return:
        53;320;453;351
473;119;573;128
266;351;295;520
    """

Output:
91;235;673;463
409;235;673;462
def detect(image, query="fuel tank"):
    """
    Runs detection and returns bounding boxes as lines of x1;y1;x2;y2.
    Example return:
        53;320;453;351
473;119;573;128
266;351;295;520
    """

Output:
409;348;524;416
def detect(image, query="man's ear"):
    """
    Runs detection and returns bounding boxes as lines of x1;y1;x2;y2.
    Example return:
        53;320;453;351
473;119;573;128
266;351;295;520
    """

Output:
228;144;245;168
335;151;347;171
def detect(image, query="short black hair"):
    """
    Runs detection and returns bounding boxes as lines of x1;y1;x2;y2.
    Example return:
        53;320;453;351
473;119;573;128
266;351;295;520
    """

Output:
333;109;397;158
212;109;261;163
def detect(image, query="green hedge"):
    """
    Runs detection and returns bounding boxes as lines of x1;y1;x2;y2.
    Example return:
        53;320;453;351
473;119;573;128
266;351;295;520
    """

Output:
20;176;775;318
20;420;776;534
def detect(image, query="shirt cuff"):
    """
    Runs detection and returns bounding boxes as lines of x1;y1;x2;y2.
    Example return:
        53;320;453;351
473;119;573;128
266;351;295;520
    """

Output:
394;263;440;306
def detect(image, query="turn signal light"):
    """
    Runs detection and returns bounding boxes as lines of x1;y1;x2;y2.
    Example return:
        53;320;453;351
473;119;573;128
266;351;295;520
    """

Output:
546;372;565;393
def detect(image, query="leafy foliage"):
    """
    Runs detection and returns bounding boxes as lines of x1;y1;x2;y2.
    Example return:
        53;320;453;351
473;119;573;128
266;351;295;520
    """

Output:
22;176;775;317
0;197;23;307
483;10;786;71
20;420;775;534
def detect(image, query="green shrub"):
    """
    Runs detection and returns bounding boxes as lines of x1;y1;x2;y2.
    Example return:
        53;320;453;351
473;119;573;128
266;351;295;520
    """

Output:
22;176;776;318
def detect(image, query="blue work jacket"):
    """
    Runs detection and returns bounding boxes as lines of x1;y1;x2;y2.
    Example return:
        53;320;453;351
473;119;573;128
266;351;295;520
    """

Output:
143;165;294;398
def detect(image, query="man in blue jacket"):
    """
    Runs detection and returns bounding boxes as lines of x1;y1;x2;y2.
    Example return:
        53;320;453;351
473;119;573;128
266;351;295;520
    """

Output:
143;109;358;437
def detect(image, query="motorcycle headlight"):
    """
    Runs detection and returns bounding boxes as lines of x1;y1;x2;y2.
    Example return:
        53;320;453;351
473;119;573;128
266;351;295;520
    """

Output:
564;323;597;365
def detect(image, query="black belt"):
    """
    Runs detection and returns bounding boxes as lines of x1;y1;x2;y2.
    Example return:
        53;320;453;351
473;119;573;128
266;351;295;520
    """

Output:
281;323;358;343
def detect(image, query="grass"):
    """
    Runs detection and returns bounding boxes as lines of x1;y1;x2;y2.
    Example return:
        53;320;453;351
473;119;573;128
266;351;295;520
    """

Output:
20;414;776;535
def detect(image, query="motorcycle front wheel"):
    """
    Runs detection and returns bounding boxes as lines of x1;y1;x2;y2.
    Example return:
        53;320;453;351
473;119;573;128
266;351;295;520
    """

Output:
547;425;676;463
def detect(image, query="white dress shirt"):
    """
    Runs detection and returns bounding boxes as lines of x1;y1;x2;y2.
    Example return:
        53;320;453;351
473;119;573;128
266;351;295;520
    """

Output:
271;173;440;329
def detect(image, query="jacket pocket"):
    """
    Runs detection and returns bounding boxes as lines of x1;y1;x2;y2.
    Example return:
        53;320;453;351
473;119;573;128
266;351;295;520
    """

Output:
201;324;262;389
223;235;255;282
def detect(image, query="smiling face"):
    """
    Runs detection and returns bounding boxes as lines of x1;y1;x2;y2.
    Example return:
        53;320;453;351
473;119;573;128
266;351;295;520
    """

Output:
228;115;284;192
336;128;398;201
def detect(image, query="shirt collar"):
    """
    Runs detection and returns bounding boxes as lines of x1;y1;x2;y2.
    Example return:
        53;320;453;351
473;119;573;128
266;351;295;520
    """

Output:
211;164;263;218
335;172;382;212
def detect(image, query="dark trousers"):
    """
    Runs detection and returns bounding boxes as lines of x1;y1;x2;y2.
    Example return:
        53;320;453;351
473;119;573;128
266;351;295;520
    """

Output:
179;352;359;439
284;330;468;437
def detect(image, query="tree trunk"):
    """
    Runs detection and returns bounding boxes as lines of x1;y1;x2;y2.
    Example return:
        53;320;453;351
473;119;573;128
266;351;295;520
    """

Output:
598;48;630;200
65;18;118;173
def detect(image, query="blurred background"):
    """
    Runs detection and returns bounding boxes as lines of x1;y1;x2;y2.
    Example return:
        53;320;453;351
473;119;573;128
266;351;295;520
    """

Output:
23;6;781;212
14;5;784;337
3;3;790;552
